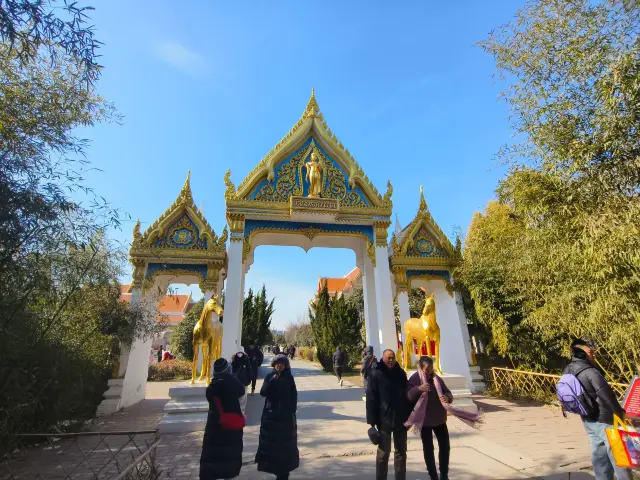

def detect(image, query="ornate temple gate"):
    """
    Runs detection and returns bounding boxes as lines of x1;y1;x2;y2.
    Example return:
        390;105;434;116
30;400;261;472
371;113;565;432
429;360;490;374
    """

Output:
221;90;397;358
119;173;227;409
390;188;475;388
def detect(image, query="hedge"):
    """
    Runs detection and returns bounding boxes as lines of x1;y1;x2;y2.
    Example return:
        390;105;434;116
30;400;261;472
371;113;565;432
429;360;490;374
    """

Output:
297;347;315;362
148;360;192;381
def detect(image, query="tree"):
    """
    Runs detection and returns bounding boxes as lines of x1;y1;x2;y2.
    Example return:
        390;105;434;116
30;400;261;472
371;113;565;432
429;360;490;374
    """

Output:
309;285;364;371
284;314;315;348
241;285;275;347
0;0;102;82
171;299;204;361
457;0;640;380
0;4;125;451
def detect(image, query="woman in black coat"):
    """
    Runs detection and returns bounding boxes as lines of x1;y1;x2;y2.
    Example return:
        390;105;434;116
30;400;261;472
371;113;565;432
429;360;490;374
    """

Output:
255;354;299;480
200;358;245;480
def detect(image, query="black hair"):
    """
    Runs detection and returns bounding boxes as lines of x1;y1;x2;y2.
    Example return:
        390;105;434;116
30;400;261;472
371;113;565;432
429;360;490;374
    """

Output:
418;356;433;370
571;338;592;349
571;338;593;359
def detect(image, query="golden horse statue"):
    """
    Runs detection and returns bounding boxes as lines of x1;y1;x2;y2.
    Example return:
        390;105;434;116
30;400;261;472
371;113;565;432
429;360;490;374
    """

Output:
402;290;441;373
191;295;224;384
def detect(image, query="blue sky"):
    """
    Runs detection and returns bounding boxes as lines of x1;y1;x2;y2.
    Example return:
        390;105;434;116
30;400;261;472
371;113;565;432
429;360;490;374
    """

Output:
81;1;524;329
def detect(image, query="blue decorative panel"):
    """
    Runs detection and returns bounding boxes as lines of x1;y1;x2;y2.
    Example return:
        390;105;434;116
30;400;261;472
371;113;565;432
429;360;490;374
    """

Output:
249;137;371;207
244;219;374;243
153;213;207;250
406;269;451;282
145;263;208;279
408;226;448;258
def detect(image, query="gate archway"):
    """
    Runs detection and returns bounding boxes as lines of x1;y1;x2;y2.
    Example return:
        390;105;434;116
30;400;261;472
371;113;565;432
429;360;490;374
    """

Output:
222;90;396;358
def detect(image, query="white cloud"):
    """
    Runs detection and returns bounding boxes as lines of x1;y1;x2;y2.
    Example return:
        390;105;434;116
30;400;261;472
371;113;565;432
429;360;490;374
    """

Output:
154;41;211;75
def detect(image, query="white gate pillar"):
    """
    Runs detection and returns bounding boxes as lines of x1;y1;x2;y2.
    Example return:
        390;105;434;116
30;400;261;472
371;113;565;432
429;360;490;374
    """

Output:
373;244;397;354
203;289;214;303
120;284;154;409
235;266;247;351
222;238;244;359
362;253;380;357
454;291;473;365
434;283;473;388
397;290;411;343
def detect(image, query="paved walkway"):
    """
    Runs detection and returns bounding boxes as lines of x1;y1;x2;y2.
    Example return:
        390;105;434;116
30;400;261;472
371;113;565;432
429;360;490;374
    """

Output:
146;358;595;479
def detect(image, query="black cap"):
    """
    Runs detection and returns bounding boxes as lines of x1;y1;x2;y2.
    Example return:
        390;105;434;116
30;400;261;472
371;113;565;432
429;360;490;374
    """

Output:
571;338;596;349
213;358;230;374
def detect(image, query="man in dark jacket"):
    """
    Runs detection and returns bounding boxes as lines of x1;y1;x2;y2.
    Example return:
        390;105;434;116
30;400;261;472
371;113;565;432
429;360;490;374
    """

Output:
246;345;264;396
200;358;245;479
366;349;409;480
564;339;630;480
333;346;347;387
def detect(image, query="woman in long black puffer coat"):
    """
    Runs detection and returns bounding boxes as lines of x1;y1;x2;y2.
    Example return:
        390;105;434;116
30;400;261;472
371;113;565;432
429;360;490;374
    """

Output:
200;358;245;479
255;354;299;480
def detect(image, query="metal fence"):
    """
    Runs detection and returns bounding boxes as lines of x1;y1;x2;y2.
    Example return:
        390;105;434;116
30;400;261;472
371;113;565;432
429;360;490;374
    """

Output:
1;431;161;480
485;367;629;403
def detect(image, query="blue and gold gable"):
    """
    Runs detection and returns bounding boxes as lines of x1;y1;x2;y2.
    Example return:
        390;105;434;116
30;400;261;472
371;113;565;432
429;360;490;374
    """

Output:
391;186;454;262
390;187;456;295
224;89;393;218
129;171;227;290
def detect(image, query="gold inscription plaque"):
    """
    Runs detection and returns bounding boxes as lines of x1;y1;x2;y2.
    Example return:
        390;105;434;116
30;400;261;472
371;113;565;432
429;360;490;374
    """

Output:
290;196;339;213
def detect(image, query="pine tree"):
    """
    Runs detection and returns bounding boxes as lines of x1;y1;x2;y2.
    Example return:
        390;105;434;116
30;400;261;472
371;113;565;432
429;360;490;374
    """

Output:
241;285;275;347
310;284;364;371
241;288;256;346
309;283;333;370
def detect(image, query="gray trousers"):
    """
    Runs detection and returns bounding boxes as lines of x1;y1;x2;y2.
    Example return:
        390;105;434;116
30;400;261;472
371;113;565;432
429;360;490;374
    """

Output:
582;419;631;480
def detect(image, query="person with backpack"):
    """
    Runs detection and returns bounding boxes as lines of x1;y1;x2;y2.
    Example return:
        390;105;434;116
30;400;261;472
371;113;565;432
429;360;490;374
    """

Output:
200;358;246;479
558;339;630;480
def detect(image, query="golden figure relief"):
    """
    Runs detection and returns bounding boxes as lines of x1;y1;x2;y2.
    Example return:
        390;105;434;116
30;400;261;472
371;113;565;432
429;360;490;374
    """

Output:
402;289;441;372
191;295;224;384
304;151;323;198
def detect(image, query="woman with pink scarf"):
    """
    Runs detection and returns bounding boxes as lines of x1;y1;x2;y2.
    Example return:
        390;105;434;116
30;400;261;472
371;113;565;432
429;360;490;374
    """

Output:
406;356;453;480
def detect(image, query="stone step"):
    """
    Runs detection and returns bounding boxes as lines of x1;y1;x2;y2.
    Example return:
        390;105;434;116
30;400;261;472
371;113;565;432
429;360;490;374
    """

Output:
158;412;208;434
107;378;124;387
168;384;208;398
163;399;209;415
96;398;120;417
103;386;123;399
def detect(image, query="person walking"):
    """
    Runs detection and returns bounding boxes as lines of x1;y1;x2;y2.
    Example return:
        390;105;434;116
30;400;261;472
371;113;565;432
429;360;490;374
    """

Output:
361;345;377;401
246;345;264;396
333;346;346;387
289;345;296;360
562;339;630;480
366;349;409;480
255;354;299;480
231;351;251;414
157;346;163;363
406;356;453;480
200;358;245;479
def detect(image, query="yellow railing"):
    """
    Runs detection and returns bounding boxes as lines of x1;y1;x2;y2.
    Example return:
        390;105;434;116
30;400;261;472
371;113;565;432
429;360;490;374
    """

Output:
488;367;629;402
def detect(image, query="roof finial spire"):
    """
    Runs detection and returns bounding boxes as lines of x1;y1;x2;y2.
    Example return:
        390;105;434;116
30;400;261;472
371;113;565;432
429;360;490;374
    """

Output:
419;185;428;212
179;170;193;204
303;88;321;120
